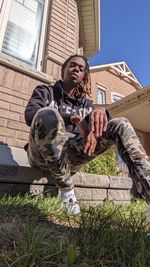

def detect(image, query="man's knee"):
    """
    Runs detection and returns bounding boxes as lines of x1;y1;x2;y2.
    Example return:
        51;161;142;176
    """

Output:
34;107;59;124
31;107;63;140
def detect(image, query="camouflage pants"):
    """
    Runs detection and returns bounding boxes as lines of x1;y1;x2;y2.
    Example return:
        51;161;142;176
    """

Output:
27;107;150;202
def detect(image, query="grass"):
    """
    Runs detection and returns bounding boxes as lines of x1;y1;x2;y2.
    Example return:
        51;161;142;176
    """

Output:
0;195;150;267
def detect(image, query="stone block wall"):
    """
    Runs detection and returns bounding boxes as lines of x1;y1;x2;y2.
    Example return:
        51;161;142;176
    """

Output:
74;172;133;205
0;144;141;205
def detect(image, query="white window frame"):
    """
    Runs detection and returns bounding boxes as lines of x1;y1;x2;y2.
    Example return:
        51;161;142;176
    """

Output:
0;0;49;70
97;84;106;105
111;92;124;103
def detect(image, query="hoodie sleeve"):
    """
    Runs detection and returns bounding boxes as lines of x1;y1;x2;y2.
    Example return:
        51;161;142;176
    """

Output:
25;84;51;126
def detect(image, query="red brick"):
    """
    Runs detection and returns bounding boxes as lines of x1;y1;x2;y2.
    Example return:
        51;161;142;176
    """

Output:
46;61;53;77
0;108;20;121
10;104;25;114
29;79;40;95
0;67;6;86
6;119;29;133
19;114;26;123
0;136;7;144
0;118;7;127
0;126;16;138
5;137;27;148
3;69;15;88
0;86;13;96
16;131;29;141
23;100;28;107
0;93;23;106
21;76;31;95
13;72;23;92
13;90;30;100
52;62;59;79
0;100;10;110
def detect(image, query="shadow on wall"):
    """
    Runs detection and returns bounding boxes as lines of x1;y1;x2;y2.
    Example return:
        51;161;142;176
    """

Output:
0;141;58;198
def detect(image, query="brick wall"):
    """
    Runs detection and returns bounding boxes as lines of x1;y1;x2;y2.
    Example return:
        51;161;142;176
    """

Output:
0;57;51;148
90;69;137;104
0;0;80;149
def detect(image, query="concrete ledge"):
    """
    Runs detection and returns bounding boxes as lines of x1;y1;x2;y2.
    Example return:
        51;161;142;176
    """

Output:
109;176;133;189
0;144;136;204
0;144;30;167
108;189;131;201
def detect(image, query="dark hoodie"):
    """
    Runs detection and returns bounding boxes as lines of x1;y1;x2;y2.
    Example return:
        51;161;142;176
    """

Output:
25;80;94;135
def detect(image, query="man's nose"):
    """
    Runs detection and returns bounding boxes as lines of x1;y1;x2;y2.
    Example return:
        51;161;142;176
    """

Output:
73;66;79;72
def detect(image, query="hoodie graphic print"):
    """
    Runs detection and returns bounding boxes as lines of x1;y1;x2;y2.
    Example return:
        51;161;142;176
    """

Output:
25;80;93;135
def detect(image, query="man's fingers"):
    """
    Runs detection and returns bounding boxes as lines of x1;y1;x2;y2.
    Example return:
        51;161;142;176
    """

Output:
94;112;100;138
89;113;95;132
90;140;97;155
98;113;104;137
84;138;97;156
103;113;108;132
89;109;108;138
84;140;90;154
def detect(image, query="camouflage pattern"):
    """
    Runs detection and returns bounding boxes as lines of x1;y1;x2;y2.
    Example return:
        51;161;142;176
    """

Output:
27;107;150;201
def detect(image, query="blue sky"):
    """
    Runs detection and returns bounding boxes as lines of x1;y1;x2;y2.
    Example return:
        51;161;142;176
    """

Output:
89;0;150;87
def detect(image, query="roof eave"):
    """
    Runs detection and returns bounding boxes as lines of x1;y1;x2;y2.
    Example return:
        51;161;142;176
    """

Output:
79;0;100;58
107;86;150;132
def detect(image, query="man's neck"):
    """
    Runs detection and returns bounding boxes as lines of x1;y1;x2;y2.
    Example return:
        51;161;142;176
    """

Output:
63;81;76;96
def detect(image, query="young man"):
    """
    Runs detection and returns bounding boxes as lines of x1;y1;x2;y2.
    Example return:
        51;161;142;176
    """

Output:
25;55;150;216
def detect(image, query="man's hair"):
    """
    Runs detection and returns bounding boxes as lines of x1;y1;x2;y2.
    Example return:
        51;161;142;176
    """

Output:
61;54;92;98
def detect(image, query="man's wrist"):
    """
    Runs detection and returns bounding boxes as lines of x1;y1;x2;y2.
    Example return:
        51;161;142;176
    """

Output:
70;115;82;124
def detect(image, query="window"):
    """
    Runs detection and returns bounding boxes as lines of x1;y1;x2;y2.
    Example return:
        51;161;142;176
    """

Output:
112;95;122;102
0;0;48;69
111;92;124;103
97;88;106;105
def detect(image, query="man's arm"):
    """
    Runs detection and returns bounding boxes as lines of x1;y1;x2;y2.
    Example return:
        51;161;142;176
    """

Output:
25;85;50;126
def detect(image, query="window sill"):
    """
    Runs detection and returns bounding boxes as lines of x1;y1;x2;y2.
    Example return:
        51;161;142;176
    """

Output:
0;53;54;84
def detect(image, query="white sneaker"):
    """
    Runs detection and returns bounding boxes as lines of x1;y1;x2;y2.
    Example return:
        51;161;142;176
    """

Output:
146;204;150;223
60;188;80;215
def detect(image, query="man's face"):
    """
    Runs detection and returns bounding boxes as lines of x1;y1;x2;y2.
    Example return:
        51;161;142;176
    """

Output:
63;57;86;86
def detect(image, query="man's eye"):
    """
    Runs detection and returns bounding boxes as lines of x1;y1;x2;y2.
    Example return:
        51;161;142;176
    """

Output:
80;68;84;72
69;63;75;68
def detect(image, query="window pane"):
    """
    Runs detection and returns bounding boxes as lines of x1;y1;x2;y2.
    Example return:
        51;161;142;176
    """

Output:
2;0;45;67
112;95;122;102
97;89;105;105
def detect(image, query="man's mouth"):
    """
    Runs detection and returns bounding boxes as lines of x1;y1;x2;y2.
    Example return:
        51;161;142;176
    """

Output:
70;72;78;79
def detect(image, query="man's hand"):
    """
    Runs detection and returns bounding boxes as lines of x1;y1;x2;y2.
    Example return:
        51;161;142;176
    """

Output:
83;130;97;156
71;115;97;156
71;115;87;138
88;108;108;138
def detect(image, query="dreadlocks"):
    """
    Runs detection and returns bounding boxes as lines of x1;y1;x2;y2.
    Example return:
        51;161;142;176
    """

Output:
61;54;92;98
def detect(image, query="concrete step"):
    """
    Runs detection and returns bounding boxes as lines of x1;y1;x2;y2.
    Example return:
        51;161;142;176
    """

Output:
0;144;135;205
